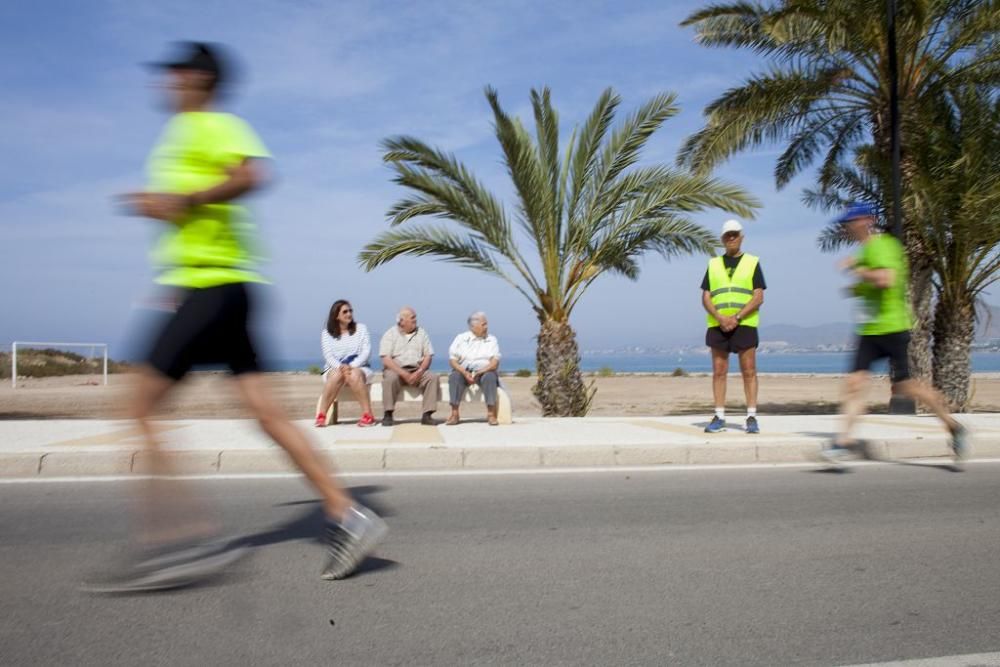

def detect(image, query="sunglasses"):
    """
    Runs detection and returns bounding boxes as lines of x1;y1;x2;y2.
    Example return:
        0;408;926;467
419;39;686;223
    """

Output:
722;232;741;239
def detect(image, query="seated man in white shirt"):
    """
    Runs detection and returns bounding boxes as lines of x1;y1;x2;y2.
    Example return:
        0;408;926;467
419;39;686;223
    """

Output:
447;311;501;426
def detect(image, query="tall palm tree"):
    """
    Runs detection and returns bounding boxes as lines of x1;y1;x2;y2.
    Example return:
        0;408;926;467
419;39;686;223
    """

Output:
913;87;1000;409
358;87;759;416
809;86;1000;410
679;0;1000;382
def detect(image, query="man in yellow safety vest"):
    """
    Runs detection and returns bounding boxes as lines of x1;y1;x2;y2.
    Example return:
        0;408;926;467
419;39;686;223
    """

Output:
701;220;766;434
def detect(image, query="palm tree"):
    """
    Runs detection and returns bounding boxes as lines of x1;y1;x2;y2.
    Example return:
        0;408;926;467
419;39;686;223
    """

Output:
913;87;1000;409
809;86;1000;410
358;87;759;416
679;0;1000;383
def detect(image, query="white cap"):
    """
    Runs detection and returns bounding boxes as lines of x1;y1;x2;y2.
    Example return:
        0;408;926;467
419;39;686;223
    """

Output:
721;219;743;235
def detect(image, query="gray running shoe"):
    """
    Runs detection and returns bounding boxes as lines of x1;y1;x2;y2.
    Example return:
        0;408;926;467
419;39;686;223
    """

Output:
950;424;970;463
82;539;247;594
818;443;854;465
321;504;388;581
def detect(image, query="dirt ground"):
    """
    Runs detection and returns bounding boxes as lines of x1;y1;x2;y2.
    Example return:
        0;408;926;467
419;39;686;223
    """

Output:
3;371;999;421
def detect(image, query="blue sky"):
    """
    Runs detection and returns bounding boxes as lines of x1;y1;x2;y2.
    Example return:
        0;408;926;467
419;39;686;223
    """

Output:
0;0;856;360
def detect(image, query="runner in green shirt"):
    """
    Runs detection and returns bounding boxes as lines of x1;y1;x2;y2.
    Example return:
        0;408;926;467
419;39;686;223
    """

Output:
820;203;969;465
86;43;385;592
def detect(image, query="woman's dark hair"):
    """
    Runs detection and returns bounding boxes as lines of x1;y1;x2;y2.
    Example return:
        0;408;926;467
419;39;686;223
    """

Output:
326;300;356;338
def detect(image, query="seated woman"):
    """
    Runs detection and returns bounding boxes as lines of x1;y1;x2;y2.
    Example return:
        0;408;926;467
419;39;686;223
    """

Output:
447;311;501;426
317;300;375;427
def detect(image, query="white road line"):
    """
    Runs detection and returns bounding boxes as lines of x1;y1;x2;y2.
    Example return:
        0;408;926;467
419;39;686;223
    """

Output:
840;651;1000;666
1;459;999;484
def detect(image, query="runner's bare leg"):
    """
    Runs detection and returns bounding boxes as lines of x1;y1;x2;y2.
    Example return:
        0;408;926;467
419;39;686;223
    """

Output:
235;373;353;520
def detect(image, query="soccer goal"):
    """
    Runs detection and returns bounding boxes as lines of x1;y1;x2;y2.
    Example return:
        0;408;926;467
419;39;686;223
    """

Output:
10;341;109;389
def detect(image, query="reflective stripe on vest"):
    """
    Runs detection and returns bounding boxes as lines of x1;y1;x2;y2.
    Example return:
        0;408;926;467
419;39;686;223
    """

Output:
706;253;759;328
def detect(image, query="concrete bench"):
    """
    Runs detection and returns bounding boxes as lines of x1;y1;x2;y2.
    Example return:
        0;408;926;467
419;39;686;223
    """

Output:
316;375;513;425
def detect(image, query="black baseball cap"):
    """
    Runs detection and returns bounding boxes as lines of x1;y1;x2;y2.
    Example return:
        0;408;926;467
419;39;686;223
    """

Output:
148;42;227;85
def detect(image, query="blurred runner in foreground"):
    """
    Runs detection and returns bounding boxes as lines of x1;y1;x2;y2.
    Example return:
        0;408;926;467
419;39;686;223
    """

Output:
86;42;385;592
819;203;969;466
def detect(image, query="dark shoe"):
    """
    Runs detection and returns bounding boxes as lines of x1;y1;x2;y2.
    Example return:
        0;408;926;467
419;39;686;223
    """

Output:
745;416;760;434
321;505;388;581
420;412;439;426
381;412;394;427
704;416;726;433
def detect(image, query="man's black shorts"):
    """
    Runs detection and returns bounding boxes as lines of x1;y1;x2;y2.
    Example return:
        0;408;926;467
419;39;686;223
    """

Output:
852;330;911;382
146;282;259;381
706;325;759;354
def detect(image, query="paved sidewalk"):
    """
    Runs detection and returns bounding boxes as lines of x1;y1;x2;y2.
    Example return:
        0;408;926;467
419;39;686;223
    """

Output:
1;413;998;478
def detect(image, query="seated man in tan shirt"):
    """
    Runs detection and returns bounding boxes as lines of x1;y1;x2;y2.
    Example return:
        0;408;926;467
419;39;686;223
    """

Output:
378;306;440;426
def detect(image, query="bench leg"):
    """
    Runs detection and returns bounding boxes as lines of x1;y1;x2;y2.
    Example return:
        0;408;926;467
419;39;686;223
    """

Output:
318;395;339;425
497;388;512;425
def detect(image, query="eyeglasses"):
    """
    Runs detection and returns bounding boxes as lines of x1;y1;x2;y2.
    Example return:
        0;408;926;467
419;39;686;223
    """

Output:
722;233;740;240
340;308;353;314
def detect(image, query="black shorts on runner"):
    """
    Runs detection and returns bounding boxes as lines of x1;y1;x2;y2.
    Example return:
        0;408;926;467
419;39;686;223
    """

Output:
852;330;911;382
705;325;759;354
146;282;259;381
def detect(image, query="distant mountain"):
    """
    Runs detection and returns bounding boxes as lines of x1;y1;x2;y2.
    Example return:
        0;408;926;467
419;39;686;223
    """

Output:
759;322;854;347
761;303;1000;348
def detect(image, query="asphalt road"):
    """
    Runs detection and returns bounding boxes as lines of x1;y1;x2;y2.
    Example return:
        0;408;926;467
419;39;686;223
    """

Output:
2;463;999;666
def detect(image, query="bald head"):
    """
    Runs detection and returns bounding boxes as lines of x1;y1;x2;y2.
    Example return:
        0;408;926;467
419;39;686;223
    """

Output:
397;307;417;333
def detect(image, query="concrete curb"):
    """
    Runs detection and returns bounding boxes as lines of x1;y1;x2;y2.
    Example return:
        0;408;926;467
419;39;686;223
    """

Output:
3;436;994;478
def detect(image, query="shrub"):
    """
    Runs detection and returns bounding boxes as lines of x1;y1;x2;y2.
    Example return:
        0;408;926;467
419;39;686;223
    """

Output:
596;366;615;378
307;364;323;375
0;349;130;379
671;367;688;377
514;368;532;377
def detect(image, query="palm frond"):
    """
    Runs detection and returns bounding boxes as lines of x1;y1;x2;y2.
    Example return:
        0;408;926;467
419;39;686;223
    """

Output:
485;86;560;287
590;92;679;198
565;88;619;226
381;136;511;250
677;66;848;174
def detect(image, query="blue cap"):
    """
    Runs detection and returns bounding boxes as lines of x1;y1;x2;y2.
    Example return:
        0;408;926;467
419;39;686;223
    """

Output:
835;202;878;224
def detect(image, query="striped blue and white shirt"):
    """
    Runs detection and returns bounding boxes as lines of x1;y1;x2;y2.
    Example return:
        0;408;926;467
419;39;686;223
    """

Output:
321;323;372;378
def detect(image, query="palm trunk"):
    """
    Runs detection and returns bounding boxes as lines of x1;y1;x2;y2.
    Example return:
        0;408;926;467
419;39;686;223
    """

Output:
932;294;974;412
533;319;593;416
905;244;934;384
873;110;934;384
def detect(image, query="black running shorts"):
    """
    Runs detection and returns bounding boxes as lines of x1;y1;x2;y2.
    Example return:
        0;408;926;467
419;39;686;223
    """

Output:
147;282;259;381
705;325;759;354
852;330;911;382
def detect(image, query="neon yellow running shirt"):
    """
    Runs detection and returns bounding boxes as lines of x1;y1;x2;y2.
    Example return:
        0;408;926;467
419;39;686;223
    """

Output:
146;111;270;288
853;233;912;335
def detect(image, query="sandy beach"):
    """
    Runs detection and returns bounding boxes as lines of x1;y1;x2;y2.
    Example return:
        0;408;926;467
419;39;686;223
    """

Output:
3;371;999;421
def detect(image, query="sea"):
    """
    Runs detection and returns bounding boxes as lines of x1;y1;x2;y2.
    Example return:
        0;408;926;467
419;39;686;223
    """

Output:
269;351;1000;375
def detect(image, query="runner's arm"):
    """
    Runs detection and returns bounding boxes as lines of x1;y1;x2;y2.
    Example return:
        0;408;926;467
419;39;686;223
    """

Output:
187;157;268;207
852;267;894;289
125;158;268;224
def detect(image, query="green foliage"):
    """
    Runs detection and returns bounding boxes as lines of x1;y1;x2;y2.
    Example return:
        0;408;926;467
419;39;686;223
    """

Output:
0;348;130;379
671;367;688;377
680;0;1000;198
514;368;533;377
596;366;615;377
307;364;323;375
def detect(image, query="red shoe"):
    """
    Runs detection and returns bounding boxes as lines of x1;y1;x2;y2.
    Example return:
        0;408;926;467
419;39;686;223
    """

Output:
357;413;376;427
314;412;327;428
